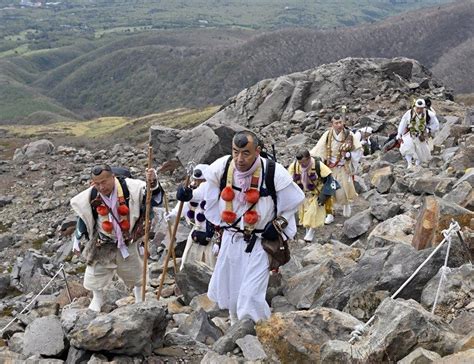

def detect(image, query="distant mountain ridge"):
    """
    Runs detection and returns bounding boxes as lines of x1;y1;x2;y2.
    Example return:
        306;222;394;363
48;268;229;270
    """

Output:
0;0;472;123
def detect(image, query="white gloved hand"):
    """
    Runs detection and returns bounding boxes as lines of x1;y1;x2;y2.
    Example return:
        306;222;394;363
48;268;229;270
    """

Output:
212;243;220;256
396;134;402;140
345;151;351;158
164;211;177;222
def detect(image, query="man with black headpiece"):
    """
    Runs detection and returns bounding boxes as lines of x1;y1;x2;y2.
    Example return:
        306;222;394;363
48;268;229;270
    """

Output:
185;131;304;325
70;164;162;312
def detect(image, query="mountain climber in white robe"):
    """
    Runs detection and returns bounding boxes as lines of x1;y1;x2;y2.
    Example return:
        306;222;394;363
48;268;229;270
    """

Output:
165;164;217;270
200;131;304;324
397;98;439;168
310;114;363;221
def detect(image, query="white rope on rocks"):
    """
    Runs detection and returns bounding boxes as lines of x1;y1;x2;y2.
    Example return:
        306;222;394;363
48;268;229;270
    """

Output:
0;263;67;335
349;220;461;344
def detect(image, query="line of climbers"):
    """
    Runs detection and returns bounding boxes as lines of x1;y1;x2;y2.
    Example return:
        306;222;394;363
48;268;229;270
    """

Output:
69;97;439;324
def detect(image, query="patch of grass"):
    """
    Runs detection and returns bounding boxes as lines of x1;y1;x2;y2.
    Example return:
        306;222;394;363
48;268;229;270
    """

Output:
0;221;11;234
1;307;14;317
32;236;48;250
74;265;86;274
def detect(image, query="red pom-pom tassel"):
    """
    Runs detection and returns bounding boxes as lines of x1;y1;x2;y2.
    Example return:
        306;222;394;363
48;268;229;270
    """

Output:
96;205;109;216
117;204;129;216
220;186;235;201
120;219;130;231
102;220;113;233
221;210;237;224
245;189;260;204
244;210;259;225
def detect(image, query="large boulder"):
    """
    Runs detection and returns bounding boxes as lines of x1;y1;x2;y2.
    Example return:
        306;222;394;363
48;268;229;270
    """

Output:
301;241;360;272
367;214;415;248
421;264;474;312
176;120;246;165
369;195;401;221
212;319;256;355
175;261;213;305
283;259;344;309
343;209;373;239
370;166;394;194
177;309;223;345
13;139;55;161
314;242;465;318
62;300;169;356
320;298;461;363
23;316;68;357
256;307;362;363
149;125;183;164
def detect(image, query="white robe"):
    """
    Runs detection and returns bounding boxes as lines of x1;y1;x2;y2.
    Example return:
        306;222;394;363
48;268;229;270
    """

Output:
172;183;217;270
205;156;304;322
398;109;439;162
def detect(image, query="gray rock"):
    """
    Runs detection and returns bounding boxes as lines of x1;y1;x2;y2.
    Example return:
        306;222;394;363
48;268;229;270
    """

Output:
381;58;413;79
177;309;223;345
321;298;460;362
175;261;213;305
315;242;465;317
343;209;373;239
270;295;295;313
453;169;474;188
432;349;474;363
443;181;472;207
64;301;169;356
398;347;441;364
177;120;246;165
23;139;55;158
370;166;395;193
8;332;25;354
201;351;240;364
0;273;10;298
189;293;224;318
450;311;474;336
18;251;54;294
65;346;92;364
421;264;474;311
0;232;16;251
53;180;67;192
283;258;344;309
382;149;403;164
212;319;255;355
367;214;414;248
235;335;267;361
164;332;197;346
23;316;68;357
433;116;460;146
149;125;182;165
370;196;400;221
0;195;14;207
410;177;455;196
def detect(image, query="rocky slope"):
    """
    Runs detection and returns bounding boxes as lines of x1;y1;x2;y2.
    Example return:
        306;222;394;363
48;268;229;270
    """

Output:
0;57;473;363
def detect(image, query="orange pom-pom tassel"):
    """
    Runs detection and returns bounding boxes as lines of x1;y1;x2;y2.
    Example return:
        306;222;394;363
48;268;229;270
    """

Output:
221;186;235;201
96;205;109;216
245;189;260;204
102;220;113;233
120;219;130;231
118;204;129;216
221;210;237;224
244;210;259;225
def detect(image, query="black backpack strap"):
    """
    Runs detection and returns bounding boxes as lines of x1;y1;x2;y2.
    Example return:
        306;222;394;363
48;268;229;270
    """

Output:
264;159;277;218
219;156;233;192
313;157;321;179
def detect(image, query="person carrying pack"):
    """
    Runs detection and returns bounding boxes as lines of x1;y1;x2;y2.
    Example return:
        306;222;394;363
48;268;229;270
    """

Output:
176;131;304;325
70;164;163;313
397;98;440;168
288;149;339;242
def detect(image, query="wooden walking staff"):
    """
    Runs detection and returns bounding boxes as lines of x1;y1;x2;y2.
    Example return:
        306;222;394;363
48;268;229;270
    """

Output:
157;161;194;300
163;191;178;274
141;145;154;301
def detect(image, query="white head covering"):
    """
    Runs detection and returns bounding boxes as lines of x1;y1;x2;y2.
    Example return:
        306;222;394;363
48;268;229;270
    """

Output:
359;126;373;134
415;99;426;108
192;164;209;180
